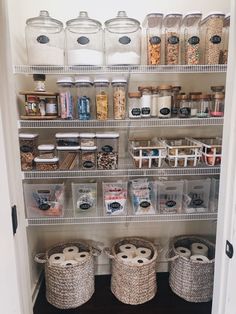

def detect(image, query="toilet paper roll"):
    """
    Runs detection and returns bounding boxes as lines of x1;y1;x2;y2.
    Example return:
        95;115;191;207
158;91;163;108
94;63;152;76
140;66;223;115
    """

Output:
136;247;152;259
176;247;191;258
119;244;137;254
131;257;149;266
190;255;209;262
116;252;134;262
60;260;78;267
49;253;65;265
191;242;209;257
74;252;90;262
63;246;79;260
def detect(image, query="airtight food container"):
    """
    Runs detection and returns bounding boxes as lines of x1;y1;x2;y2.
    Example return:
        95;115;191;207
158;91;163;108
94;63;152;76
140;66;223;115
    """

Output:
96;132;119;170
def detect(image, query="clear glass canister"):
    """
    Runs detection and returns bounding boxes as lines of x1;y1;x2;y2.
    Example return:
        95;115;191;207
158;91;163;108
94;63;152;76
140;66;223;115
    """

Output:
143;13;163;65
201;12;225;64
112;79;127;119
220;14;230;64
151;87;159;117
81;146;97;170
105;11;141;65
66;11;103;66
138;86;152;118
94;79;109;120
96;132;119;170
57;77;74;119
178;95;191;118
157;85;172;118
163;13;182;65
25;10;64;65
80;133;96;147
190;94;200;117
56;146;80;170
75;77;93;120
211;92;224;117
171;86;181;116
197;94;211;118
128;92;141;118
38;144;55;159
181;12;202;65
19;133;38;171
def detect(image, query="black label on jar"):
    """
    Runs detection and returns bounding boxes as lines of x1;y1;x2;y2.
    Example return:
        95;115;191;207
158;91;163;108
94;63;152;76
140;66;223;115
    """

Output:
188;36;200;45
39;203;50;211
102;145;113;153
179;107;191;116
166;200;176;208
20;145;33;153
160;108;170;115
119;36;131;45
77;36;90;45
37;35;50;44
140;201;150;208
149;36;161;45
168;35;179;45
80;203;91;210
192;198;204;206
141;107;151;115
110;202;121;212
210;35;221;44
83;161;94;168
172;108;178;115
131;108;141;116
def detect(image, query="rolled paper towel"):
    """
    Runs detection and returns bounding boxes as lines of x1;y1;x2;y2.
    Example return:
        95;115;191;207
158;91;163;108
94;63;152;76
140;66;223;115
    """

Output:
63;246;79;260
191;242;209;257
190;255;209;262
49;253;65;265
74;252;90;262
119;244;137;255
131;257;149;266
60;260;78;267
136;247;152;259
176;247;191;258
116;252;134;262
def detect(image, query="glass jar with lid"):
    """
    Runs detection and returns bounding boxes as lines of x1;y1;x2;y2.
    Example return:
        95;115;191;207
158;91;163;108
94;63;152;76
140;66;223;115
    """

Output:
138;86;152;118
45;97;58;116
75;77;93;120
171;86;181;117
112;79;127;119
94;79;109;120
211;92;224;117
197;94;211;118
178;95;191;118
157;85;172;118
151;87;159;117
105;11;141;65
25;10;64;65
65;11;103;66
220;14;230;64
57;77;74;119
181;12;202;65
190;93;201;117
143;13;163;65
128;92;141;119
163;13;182;65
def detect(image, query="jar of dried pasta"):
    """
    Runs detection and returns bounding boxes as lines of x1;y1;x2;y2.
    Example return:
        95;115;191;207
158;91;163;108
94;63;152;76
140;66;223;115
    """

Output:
112;79;127;119
94;78;109;120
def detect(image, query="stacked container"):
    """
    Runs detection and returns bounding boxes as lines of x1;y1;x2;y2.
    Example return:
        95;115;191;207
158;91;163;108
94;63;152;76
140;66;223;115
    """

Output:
19;133;38;171
75;77;93;120
112;79;127;119
220;14;230;64
96;133;119;170
57;77;74;119
94;79;109;120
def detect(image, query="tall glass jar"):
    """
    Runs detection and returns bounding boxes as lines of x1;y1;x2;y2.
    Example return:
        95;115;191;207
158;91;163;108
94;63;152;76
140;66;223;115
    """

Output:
151;87;159;117
94;79;109;120
105;11;141;65
157;85;172;118
75;77;93;120
190;94;200;117
197;94;211;118
171;86;181;117
25;10;64;65
112;79;127;119
211;92;224;117
57;77;74;119
178;95;191;118
128;92;141;119
138;86;152;118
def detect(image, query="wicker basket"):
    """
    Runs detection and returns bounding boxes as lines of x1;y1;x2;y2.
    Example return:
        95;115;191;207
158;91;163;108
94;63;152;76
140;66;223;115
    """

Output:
168;235;215;303
104;237;158;305
35;241;101;309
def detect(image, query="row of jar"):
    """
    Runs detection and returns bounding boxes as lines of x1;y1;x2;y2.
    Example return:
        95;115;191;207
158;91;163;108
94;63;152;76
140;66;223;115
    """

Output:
26;10;229;66
19;132;119;171
23;177;219;218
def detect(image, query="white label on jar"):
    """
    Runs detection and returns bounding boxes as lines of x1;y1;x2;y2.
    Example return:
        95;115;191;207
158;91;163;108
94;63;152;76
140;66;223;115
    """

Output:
141;95;151;117
157;96;171;118
46;102;58;115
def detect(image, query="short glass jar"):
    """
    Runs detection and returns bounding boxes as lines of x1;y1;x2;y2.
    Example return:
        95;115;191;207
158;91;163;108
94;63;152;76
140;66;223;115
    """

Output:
138;86;152;118
157;84;172;118
178;95;191;118
211;92;224;117
197;94;211;118
190;94;201;117
128;92;141;118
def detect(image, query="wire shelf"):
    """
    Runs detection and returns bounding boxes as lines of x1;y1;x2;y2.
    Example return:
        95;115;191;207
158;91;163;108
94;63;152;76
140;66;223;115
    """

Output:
19;117;224;129
14;64;227;75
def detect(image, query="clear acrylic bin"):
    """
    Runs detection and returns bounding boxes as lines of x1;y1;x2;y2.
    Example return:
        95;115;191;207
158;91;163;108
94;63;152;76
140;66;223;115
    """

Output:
103;181;128;215
210;178;220;212
72;183;97;216
56;146;80;170
23;183;64;218
192;137;222;166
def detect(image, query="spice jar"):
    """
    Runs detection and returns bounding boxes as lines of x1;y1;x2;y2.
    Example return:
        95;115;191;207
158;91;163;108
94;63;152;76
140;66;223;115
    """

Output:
143;13;163;65
81;146;97;170
38;144;55;159
220;14;230;64
45;97;58;116
138;86;152;118
19;133;38;171
80;133;96;147
56;146;80;170
55;133;80;147
171;86;181;117
157;85;172;118
33;74;46;92
178;95;191;118
57;77;74;119
128;92;141;119
151;87;159;117
34;157;59;171
163;13;182;65
94;79;109;120
190;94;201;117
96;132;119;170
197;94;211;118
211;93;224;117
25;95;40;116
75;77;93;120
112;79;127;120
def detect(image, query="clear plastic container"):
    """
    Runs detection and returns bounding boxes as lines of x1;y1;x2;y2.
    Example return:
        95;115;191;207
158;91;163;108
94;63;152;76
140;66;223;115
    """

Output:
178;95;191;118
163;13;182;65
56;146;80;170
112;79;127;120
220;14;230;64
80;133;96;147
197;94;211;118
128;92;141;118
19;133;38;171
105;11;141;65
94;79;109;120
72;183;97;216
157;84;172;118
66;11;103;66
96;132;119;170
34;157;59;171
103;181;128;215
143;13;163;65
138;86;152;118
75;77;93;120
210;178;220;212
38;144;55;159
211;92;224;117
81;146;97;170
55;132;80;147
25;10;64;65
57;77;74;119
181;12;202;65
171;86;181;116
201;12;225;64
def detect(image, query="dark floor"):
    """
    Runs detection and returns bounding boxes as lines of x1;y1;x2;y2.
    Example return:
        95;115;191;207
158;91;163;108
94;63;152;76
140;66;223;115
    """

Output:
34;273;212;314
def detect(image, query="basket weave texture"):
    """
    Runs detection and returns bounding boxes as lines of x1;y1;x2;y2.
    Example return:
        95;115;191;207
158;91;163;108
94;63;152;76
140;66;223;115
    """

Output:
106;237;158;305
169;235;215;303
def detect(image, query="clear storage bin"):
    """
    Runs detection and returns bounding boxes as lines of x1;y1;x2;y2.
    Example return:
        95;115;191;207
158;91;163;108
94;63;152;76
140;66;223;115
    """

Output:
183;179;211;213
57;77;74;119
56;146;80;170
75;77;93;120
81;146;97;170
112;79;127;120
128;92;141;118
96;133;119;170
105;11;141;65
25;10;64;65
220;14;230;64
163;13;182;65
103;181;128;215
38;144;55;159
157;180;184;214
55;132;80;147
210;178;220;212
66;11;103;66
94;79;109;120
19;133;38;171
23;183;64;218
181;12;202;65
80;133;96;147
192;137;222;166
143;13;163;65
72;183;97;216
34;157;59;171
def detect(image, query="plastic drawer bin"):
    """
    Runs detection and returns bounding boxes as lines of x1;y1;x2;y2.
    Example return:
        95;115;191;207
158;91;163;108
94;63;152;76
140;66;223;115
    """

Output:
103;181;128;216
72;183;97;216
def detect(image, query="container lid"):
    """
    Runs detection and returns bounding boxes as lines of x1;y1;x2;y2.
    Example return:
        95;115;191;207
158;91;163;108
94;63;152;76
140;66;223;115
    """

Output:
66;11;102;32
142;13;163;28
94;78;109;85
55;132;80;138
81;146;97;151
38;144;55;151
177;94;189;100
159;84;172;90
105;11;140;33
202;12;225;23
26;10;63;28
111;79;127;85
56;77;74;85
138;86;152;92
210;85;225;92
182;12;202;27
96;132;119;138
128;92;141;98
224;14;230;26
56;146;80;151
80;132;96;138
163;13;182;27
19;133;38;139
74;76;93;85
34;157;59;163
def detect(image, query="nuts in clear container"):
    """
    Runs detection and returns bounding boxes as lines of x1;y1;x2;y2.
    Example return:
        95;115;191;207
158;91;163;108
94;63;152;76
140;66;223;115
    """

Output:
34;157;59;171
19;133;38;171
81;146;97;170
112;79;127;120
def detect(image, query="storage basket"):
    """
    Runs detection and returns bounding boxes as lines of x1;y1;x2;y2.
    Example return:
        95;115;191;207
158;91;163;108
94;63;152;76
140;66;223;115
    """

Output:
168;235;215;302
35;240;101;309
104;237;158;305
191;137;222;166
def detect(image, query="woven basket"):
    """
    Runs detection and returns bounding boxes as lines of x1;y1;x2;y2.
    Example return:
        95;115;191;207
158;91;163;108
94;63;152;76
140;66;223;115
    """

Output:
35;240;101;309
168;235;215;303
104;237;158;305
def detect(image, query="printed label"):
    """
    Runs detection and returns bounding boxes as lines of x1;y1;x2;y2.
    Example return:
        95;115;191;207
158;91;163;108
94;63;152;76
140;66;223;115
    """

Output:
131;108;141;116
119;36;131;45
77;36;90;45
168;35;179;45
20;145;33;153
37;35;49;44
79;203;91;210
39;203;50;211
102;145;113;153
192;198;204;206
166;200;176;208
188;36;200;45
141;107;151;115
83;161;94;168
160;108;170;115
210;35;221;44
109;202;121;212
149;36;161;45
179;107;191;116
140;201;151;208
